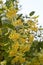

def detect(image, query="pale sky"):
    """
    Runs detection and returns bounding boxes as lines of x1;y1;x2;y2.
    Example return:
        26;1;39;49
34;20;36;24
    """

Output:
3;0;43;27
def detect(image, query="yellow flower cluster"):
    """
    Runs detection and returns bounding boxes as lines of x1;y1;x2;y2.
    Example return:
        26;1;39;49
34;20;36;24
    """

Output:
8;18;38;64
9;42;19;57
20;38;26;43
27;20;38;32
9;30;20;40
11;54;25;64
20;44;30;53
12;19;23;26
29;34;34;43
6;9;17;19
9;42;27;64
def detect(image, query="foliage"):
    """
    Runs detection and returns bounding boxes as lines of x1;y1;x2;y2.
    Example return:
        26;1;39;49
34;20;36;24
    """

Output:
0;0;43;65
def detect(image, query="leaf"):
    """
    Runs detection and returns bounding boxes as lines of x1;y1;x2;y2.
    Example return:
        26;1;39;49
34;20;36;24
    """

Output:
0;21;2;28
17;14;23;20
2;27;8;35
11;0;16;2
0;35;14;45
0;9;3;14
0;16;2;28
5;0;11;8
3;23;15;30
32;15;39;19
38;41;43;49
29;11;35;16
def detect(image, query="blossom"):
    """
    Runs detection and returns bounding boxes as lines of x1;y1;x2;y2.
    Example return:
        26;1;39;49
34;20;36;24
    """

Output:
9;50;17;57
31;26;38;32
20;38;26;43
9;31;20;40
6;9;17;19
27;20;38;32
9;42;19;57
29;34;34;43
20;44;30;53
11;56;19;64
11;55;25;64
12;42;19;50
12;19;23;26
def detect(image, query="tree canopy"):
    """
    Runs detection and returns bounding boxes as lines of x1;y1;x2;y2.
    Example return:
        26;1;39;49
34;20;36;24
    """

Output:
0;0;43;65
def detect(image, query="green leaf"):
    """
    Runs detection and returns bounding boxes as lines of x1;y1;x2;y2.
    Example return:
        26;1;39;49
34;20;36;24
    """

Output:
0;16;2;28
0;35;14;45
40;41;43;49
11;0;16;2
2;27;8;35
29;11;35;16
3;23;15;30
17;14;23;20
37;41;43;50
5;0;11;8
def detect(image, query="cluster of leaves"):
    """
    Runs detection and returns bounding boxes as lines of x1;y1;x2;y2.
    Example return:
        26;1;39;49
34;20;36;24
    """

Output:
0;0;43;65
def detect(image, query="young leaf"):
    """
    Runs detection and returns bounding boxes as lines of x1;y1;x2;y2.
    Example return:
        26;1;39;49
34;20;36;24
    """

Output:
29;11;35;16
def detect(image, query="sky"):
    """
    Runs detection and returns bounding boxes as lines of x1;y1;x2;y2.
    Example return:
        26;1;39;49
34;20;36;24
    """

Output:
3;0;43;27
